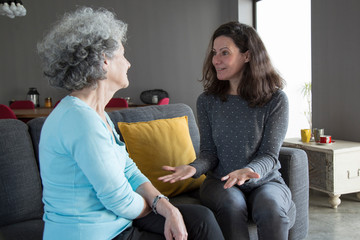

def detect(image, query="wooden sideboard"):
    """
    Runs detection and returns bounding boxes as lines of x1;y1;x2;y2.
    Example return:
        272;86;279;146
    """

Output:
12;107;54;119
283;138;360;208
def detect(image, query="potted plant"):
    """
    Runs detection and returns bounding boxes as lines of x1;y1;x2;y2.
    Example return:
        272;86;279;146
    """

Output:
301;82;312;131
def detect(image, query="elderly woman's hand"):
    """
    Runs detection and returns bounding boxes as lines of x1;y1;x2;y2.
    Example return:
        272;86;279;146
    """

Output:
158;165;196;183
221;168;260;189
155;198;188;240
164;208;188;240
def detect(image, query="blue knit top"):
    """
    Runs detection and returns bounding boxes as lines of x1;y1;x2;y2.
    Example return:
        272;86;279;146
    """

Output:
39;96;149;240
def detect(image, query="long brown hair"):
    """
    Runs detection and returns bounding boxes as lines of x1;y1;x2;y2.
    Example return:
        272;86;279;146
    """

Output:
201;21;284;107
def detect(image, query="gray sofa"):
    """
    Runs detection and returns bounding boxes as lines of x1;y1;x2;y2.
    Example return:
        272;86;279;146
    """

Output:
0;103;309;240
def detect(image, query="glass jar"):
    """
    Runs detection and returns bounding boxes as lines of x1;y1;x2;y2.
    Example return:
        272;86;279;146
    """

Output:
44;97;52;108
27;87;40;107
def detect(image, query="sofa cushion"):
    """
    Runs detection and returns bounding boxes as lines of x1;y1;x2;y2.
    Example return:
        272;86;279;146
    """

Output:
108;104;200;156
0;219;44;240
27;117;46;166
118;116;205;197
0;119;43;227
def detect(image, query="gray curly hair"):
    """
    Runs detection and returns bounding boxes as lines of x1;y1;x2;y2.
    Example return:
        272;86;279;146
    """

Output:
37;7;127;91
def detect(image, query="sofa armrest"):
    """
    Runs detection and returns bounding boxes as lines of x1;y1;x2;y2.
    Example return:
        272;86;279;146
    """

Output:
279;147;309;240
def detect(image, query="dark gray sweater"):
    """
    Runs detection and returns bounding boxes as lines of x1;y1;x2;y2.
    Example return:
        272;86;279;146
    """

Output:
190;90;289;191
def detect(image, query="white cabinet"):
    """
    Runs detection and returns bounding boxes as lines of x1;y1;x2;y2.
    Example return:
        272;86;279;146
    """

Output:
283;138;360;208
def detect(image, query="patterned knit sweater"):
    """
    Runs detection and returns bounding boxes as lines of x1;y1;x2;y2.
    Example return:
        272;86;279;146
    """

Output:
190;90;289;191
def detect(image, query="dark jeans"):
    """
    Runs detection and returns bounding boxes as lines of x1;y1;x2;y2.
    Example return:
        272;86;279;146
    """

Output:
113;204;224;240
200;175;293;240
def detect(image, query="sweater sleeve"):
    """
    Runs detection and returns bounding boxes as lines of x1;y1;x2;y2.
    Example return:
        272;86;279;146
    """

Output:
61;109;146;220
106;115;150;191
245;91;289;180
189;93;219;178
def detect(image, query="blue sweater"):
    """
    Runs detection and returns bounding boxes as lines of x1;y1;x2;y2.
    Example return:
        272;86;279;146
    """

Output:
39;96;149;240
190;90;289;191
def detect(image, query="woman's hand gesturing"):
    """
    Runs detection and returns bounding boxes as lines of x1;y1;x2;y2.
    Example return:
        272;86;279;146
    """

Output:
221;168;260;189
158;165;196;183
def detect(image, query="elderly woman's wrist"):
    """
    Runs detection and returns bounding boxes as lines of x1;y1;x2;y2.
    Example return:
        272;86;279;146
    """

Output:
155;197;179;218
151;194;170;215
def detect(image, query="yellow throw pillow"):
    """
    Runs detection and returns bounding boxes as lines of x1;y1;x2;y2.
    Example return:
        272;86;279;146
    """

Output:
118;116;205;197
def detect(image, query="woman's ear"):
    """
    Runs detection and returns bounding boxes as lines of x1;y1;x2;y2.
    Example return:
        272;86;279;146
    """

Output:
244;50;251;63
103;54;109;65
102;54;109;71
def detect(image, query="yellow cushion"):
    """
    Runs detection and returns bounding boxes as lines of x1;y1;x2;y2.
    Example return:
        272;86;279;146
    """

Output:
118;116;205;197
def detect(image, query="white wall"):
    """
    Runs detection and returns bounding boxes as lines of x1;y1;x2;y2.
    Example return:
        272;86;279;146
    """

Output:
0;0;238;112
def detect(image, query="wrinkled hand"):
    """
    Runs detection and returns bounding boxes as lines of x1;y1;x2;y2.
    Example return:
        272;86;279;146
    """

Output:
221;168;260;189
163;207;188;240
158;165;196;183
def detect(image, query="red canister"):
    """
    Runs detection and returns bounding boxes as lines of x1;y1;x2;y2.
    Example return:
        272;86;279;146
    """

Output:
320;135;332;144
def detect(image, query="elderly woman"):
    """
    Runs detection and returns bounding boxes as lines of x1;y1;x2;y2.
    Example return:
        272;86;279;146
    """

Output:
37;7;223;240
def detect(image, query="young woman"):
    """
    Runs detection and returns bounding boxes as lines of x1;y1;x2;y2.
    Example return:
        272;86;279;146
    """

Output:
159;22;293;240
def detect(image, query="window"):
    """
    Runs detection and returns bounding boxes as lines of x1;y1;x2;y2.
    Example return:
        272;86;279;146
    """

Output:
255;0;311;138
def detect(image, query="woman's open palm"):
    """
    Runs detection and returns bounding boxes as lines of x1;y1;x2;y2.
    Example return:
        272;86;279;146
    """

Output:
221;168;260;189
158;165;196;183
